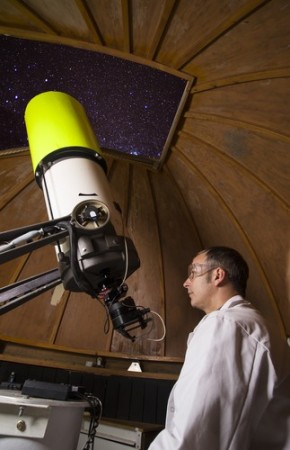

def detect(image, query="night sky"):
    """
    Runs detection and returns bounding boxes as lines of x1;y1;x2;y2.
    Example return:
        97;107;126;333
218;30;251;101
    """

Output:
0;36;187;162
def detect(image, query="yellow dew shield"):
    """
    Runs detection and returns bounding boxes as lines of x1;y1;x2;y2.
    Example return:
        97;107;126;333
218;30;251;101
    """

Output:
24;91;102;172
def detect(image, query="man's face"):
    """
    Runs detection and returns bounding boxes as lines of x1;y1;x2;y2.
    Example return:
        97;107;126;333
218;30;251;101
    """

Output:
183;252;217;313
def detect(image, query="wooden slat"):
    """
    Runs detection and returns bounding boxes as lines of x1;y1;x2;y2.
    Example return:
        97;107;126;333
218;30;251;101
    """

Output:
191;68;290;93
154;0;268;68
121;0;130;52
184;0;290;81
53;291;112;351
178;0;270;69
130;0;176;59
0;153;33;211
0;353;179;380
109;165;165;355
7;0;59;34
0;334;183;362
74;0;103;45
145;0;177;60
0;337;182;378
0;172;34;211
187;79;290;141
0;254;30;288
87;0;126;51
183;116;290;206
148;169;203;356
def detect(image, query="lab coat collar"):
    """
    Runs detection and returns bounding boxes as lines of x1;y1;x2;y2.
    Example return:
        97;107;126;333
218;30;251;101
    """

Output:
189;295;247;343
219;295;246;310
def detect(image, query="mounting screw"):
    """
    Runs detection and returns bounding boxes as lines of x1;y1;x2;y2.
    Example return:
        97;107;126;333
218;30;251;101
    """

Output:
17;420;26;432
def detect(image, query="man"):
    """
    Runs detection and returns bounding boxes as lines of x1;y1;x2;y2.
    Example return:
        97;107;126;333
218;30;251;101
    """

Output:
149;246;290;450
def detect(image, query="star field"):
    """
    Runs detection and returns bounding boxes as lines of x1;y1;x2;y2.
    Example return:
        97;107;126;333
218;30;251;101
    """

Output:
0;36;187;162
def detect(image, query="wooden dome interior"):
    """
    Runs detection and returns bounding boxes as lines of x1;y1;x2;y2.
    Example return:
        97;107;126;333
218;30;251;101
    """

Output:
0;0;289;370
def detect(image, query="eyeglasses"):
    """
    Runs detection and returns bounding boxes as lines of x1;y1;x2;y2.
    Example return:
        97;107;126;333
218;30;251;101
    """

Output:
187;263;217;281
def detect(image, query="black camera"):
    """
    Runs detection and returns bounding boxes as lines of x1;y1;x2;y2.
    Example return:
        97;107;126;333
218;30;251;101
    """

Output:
104;285;150;341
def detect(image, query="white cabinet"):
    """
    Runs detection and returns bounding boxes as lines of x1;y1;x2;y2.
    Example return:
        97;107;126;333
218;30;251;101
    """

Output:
77;417;162;450
0;390;86;450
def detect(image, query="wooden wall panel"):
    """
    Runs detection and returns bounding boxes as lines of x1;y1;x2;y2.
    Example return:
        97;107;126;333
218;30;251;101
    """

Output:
0;177;47;229
0;245;63;341
169;149;284;328
0;178;49;288
0;0;40;31
88;0;125;50
188;79;290;136
23;0;90;39
131;0;168;57
107;158;131;234
173;133;289;335
149;168;203;356
183;118;290;204
109;165;165;356
0;155;33;208
185;0;290;82
53;291;111;350
155;0;264;68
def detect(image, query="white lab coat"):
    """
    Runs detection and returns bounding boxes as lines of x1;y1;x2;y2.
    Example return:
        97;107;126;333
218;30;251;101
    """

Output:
149;296;290;450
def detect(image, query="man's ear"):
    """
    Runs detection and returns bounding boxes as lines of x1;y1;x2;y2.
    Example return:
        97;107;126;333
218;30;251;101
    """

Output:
213;267;227;286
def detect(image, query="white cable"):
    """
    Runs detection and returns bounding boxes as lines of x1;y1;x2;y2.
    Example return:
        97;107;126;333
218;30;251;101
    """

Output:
121;236;129;286
114;204;129;289
133;309;166;342
146;309;166;342
0;229;43;252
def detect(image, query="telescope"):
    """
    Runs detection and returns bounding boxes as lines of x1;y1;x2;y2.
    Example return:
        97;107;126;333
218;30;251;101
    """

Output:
0;92;150;341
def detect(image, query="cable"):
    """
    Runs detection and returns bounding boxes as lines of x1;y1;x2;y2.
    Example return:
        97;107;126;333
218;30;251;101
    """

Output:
0;229;44;252
76;393;102;450
103;300;111;335
147;310;166;341
120;236;129;286
132;309;166;342
115;201;129;289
